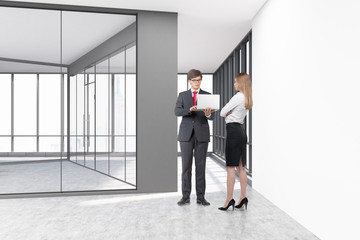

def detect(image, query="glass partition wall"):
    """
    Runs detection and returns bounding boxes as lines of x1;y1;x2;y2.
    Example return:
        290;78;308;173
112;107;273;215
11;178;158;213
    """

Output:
0;5;136;195
66;46;136;191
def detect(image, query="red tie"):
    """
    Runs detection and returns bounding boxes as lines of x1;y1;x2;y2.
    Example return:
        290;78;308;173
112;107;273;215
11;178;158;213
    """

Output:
193;91;198;105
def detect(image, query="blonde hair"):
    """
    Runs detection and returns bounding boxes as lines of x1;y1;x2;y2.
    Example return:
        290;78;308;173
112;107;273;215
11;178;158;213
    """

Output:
235;73;253;109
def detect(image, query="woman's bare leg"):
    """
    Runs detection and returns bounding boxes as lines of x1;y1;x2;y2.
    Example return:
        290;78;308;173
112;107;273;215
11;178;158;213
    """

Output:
224;166;236;207
237;160;247;205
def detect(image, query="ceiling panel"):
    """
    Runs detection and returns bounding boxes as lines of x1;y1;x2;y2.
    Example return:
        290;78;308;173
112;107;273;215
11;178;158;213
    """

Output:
62;11;135;64
0;6;135;71
0;7;61;64
2;0;268;73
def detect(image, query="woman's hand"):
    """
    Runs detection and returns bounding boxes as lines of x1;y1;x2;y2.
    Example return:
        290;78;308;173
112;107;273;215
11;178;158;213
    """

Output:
226;110;232;116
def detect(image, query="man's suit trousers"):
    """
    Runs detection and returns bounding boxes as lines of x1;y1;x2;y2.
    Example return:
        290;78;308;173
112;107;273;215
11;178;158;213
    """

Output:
180;131;208;199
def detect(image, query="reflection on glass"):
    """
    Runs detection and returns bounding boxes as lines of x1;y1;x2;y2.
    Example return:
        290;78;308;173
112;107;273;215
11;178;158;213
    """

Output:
126;136;136;153
39;137;61;152
14;137;36;152
0;137;11;152
39;74;61;135
70;75;77;136
14;74;37;135
0;74;11;135
114;74;125;136
77;73;85;137
96;74;110;136
96;136;109;174
111;136;125;180
126;74;136;135
85;137;95;169
69;137;77;159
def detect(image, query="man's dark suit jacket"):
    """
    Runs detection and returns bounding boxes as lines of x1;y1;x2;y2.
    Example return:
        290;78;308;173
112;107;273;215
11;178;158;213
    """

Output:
175;89;215;142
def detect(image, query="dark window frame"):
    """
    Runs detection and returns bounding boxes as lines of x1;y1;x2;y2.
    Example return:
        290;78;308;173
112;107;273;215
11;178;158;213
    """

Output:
212;30;252;179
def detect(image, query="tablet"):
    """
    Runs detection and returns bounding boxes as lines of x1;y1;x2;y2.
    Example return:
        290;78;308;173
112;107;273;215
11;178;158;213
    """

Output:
196;94;220;111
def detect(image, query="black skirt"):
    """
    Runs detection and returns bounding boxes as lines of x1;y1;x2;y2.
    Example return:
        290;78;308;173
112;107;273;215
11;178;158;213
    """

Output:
225;123;247;167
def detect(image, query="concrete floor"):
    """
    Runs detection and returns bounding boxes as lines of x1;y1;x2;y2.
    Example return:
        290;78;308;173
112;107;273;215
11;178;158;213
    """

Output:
0;157;319;240
0;158;135;194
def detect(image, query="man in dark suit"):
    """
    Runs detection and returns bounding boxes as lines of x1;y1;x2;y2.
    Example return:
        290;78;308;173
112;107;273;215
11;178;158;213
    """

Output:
175;69;215;206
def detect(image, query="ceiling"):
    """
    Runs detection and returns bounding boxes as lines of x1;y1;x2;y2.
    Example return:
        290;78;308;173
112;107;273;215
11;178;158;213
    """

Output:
2;0;268;73
0;6;136;72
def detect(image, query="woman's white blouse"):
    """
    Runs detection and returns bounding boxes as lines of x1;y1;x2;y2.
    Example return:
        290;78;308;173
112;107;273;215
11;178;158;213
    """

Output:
220;92;248;124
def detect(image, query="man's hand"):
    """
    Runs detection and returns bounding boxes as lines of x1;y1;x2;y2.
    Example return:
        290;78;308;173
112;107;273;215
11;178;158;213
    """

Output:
203;107;213;116
190;105;197;112
226;110;232;116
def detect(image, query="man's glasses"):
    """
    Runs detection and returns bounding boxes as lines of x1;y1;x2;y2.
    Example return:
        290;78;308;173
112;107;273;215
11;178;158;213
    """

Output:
190;79;202;82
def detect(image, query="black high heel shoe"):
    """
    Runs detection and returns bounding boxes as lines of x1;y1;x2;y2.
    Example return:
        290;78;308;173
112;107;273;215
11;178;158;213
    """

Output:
218;199;235;211
235;197;248;209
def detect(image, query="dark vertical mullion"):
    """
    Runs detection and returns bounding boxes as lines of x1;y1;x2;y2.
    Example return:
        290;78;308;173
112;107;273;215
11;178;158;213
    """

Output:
94;66;97;170
60;10;63;192
212;73;215;153
36;74;39;152
219;68;222;156
67;74;70;161
215;72;218;154
215;73;218;154
83;72;86;165
233;51;236;94
213;73;216;153
216;73;219;154
108;60;111;175
235;49;240;74
111;73;115;154
226;60;229;104
226;62;229;149
75;74;78;163
124;47;127;182
241;43;247;73
248;33;252;175
221;66;225;156
229;57;233;101
11;74;14;152
61;74;64;154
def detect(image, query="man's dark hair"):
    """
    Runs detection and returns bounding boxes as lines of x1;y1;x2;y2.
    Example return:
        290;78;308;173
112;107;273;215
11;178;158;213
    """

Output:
187;69;202;81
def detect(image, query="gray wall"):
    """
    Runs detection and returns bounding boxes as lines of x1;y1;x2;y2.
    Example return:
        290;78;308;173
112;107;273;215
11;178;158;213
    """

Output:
137;12;178;193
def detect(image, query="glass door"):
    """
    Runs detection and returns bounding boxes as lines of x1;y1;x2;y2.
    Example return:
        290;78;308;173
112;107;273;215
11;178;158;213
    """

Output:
84;67;95;170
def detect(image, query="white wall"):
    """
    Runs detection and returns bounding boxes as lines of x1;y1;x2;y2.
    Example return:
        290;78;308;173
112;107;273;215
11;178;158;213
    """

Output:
252;0;360;239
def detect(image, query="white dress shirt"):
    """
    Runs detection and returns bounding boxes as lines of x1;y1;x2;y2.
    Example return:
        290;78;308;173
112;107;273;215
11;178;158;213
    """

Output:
191;88;200;101
220;92;248;124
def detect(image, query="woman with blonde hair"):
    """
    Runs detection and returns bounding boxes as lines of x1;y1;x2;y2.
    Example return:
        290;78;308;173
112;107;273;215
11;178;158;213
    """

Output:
218;73;253;211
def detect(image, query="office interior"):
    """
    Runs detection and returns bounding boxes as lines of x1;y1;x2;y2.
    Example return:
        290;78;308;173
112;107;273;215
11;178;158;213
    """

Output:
1;1;359;240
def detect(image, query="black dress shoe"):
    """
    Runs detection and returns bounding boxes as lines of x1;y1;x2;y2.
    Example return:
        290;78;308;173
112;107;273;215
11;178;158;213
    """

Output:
177;197;190;206
197;198;210;206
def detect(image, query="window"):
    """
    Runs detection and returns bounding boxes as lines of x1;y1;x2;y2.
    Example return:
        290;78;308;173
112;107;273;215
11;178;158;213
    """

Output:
212;31;252;178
